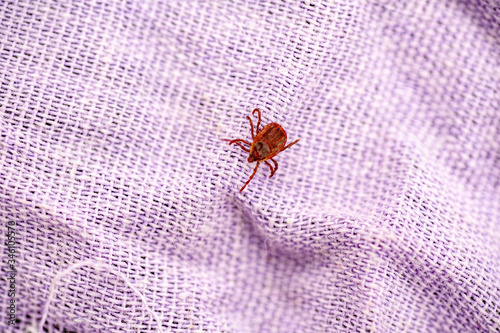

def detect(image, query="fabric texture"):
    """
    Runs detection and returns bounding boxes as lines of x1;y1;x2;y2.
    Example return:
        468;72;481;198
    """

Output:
1;0;500;332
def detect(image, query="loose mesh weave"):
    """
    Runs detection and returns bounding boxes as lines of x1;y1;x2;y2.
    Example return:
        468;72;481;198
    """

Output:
1;0;499;332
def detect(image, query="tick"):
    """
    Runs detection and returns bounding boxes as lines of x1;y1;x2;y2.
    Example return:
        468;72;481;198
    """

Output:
224;108;300;192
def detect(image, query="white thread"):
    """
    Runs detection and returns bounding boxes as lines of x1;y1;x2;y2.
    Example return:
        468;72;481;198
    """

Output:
38;260;163;333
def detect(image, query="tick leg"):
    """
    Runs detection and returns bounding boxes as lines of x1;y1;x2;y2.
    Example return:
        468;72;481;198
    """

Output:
270;158;278;177
240;162;260;192
246;115;255;139
222;139;251;152
233;142;250;152
223;138;251;146
264;159;278;177
252;108;262;133
264;161;276;178
280;139;300;152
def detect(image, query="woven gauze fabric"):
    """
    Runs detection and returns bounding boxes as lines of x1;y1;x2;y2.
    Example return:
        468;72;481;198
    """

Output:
1;0;499;332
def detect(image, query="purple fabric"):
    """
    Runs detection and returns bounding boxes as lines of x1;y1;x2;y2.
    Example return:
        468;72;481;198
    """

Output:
1;0;500;332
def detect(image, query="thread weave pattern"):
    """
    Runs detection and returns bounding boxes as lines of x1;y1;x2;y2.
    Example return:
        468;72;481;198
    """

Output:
0;0;499;332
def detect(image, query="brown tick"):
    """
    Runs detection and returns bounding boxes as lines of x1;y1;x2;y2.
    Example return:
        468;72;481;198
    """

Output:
224;108;300;192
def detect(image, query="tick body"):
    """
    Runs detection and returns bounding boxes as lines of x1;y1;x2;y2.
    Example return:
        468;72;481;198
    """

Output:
224;108;300;192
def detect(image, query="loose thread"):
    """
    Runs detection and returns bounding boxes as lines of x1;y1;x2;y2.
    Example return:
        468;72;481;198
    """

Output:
38;260;163;333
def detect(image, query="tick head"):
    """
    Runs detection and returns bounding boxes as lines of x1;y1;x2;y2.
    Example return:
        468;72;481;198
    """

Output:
248;141;270;162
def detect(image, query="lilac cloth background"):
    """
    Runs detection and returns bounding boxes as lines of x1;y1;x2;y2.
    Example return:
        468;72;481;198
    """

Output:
1;0;500;332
